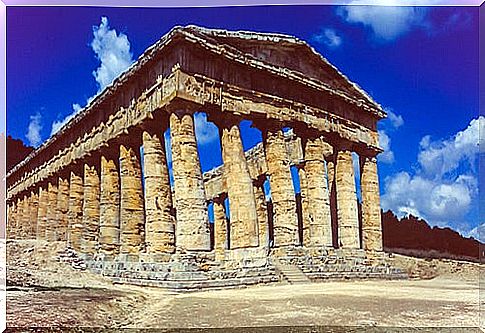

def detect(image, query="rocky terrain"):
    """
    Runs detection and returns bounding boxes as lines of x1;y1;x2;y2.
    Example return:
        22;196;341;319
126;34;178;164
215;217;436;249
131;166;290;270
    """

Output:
5;239;481;330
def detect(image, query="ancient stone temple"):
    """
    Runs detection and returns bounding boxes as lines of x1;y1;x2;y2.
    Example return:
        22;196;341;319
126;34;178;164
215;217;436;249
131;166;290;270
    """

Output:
6;26;406;289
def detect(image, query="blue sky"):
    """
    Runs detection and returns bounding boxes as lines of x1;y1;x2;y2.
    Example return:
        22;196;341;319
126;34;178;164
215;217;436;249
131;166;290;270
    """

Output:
6;6;482;239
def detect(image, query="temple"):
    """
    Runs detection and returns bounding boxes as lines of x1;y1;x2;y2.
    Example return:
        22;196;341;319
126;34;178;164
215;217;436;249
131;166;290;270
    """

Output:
6;26;406;289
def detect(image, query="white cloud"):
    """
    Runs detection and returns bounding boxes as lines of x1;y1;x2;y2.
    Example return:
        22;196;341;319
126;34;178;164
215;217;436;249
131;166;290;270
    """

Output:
50;17;134;137
417;116;482;179
26;112;42;147
338;4;428;41
381;116;483;236
313;28;342;49
386;109;404;129
378;130;394;163
91;16;133;91
194;112;219;145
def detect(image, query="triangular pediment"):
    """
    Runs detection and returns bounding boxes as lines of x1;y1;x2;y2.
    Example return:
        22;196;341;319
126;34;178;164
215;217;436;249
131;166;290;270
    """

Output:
177;26;380;110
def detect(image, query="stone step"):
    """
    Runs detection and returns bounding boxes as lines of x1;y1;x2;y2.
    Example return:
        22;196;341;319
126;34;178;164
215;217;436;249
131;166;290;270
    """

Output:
273;260;310;284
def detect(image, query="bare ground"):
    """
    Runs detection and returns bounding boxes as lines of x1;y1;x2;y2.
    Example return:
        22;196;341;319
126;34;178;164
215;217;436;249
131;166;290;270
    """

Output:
5;240;482;329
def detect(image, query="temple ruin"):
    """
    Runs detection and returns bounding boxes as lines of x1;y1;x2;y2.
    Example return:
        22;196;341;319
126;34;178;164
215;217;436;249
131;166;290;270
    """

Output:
6;26;406;289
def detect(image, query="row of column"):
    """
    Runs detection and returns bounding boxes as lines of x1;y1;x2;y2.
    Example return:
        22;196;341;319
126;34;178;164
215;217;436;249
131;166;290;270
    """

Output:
7;110;382;255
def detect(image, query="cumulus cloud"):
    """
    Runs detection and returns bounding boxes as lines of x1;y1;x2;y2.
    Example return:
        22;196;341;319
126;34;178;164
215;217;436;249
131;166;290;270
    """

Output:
194;112;219;145
378;130;394;163
312;28;343;49
91;17;133;91
26;112;42;147
381;116;483;235
386;109;404;129
417;117;483;179
376;108;403;164
50;17;134;137
337;3;428;41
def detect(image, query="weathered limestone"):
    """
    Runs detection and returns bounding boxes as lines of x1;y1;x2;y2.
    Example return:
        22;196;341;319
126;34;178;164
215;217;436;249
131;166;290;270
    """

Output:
6;203;14;239
29;192;39;238
335;149;360;249
119;144;145;256
81;164;100;255
142;131;175;254
326;154;338;248
56;177;70;241
303;137;333;247
45;182;58;241
67;171;84;251
254;177;269;248
170;112;211;251
220;120;259;249
37;186;48;240
360;155;383;251
213;194;227;259
263;128;299;247
99;156;120;256
21;195;30;238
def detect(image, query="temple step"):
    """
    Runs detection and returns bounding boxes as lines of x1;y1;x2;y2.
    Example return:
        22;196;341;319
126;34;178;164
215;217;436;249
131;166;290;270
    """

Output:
273;260;310;284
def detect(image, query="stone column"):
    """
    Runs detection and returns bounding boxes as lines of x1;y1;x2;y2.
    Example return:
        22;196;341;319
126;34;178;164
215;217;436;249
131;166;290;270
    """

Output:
170;112;211;251
142;130;175;255
360;154;383;252
45;182;58;241
99;155;120;256
220;120;259;248
8;202;17;239
335;148;360;249
21;195;30;239
213;194;227;260
56;177;69;241
326;154;338;248
37;186;48;240
263;128;299;247
68;171;84;251
297;165;310;246
81;164;100;255
254;176;269;248
29;192;39;238
119;144;145;256
304;136;333;247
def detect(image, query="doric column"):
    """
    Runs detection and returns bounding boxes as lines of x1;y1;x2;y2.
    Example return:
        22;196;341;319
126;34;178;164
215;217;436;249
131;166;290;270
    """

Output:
56;177;69;241
263;128;299;247
17;197;24;239
45;182;58;241
213;194;227;260
81;164;100;255
142;130;175;254
254;176;269;248
21;195;30;239
326;154;338;248
170;111;211;251
360;154;383;252
99;155;120;256
67;171;84;251
335;148;360;249
297;165;310;246
119;144;145;256
303;136;333;247
8;202;17;239
29;191;39;238
220;119;259;248
37;186;48;240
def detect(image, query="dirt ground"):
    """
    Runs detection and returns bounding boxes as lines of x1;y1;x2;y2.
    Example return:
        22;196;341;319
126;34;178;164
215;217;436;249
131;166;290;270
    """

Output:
5;240;482;330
